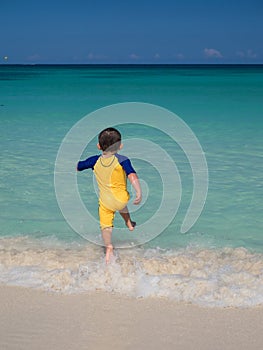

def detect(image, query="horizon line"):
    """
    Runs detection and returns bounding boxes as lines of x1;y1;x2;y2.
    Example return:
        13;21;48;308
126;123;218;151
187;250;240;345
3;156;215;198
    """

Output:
1;62;263;66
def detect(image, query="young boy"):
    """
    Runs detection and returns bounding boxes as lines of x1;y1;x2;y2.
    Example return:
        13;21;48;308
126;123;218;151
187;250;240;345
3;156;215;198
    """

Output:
77;127;142;263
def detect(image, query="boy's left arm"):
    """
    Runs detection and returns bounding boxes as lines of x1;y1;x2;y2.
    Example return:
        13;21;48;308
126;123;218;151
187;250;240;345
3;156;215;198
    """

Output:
128;173;142;205
117;154;142;204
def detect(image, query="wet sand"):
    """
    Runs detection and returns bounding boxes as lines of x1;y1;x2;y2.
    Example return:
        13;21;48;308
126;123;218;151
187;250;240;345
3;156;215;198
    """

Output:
0;286;262;350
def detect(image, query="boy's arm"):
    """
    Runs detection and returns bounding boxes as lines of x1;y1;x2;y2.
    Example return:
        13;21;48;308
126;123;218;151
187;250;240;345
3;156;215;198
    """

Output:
77;155;99;171
116;155;142;204
128;173;142;205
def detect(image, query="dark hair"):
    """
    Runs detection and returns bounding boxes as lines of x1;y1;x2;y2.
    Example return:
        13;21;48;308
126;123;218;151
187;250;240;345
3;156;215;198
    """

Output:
98;127;122;152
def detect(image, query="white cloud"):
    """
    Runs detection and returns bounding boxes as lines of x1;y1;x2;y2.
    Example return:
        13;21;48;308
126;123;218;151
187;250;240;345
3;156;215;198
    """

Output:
27;54;41;61
236;51;245;58
236;49;258;59
247;49;258;58
129;53;139;60
87;53;94;60
175;53;184;59
204;48;223;58
87;52;107;61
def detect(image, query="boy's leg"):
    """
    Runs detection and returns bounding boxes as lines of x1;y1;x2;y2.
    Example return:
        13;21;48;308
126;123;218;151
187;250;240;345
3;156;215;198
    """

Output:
99;203;115;263
101;227;112;246
101;227;113;264
119;206;136;231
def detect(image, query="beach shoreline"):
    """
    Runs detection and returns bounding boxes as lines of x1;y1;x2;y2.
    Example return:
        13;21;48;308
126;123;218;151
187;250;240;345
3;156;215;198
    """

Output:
0;285;262;350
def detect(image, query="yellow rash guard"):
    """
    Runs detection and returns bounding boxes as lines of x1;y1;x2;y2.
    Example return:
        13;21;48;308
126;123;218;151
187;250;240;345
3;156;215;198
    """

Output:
77;153;136;228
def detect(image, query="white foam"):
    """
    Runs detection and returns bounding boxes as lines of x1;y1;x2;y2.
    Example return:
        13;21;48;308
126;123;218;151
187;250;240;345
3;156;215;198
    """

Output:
0;237;263;308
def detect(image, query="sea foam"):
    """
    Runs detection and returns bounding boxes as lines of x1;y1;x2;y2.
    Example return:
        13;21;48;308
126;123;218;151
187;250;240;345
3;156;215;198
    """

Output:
0;236;263;308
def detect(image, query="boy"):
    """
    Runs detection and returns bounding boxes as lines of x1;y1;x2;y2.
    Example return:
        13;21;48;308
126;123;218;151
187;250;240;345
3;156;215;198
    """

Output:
77;127;142;263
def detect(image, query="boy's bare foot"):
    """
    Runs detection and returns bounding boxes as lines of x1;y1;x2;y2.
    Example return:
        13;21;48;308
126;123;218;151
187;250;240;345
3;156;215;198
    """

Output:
105;244;114;264
126;220;136;231
119;210;136;231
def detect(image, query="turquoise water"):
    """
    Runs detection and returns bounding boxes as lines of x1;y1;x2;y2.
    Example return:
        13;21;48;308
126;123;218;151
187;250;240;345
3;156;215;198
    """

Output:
0;64;263;307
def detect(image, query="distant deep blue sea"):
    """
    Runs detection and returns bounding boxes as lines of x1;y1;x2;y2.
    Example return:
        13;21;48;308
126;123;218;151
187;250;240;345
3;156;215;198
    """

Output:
0;64;262;307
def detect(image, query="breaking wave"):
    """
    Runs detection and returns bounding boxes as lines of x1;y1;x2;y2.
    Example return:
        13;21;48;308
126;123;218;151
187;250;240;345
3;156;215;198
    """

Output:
0;236;263;308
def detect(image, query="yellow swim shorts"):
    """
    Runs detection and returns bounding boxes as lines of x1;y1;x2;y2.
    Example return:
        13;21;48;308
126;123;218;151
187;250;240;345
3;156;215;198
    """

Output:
99;201;128;229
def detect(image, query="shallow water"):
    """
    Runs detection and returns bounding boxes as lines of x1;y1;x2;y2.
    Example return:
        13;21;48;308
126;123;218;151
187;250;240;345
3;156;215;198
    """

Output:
0;64;263;306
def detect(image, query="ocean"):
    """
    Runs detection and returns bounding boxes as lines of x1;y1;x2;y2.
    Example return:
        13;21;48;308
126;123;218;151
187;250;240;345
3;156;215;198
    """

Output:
0;64;262;307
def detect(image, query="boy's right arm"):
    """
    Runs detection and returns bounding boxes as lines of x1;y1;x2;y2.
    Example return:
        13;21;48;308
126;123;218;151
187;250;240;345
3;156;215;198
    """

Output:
77;155;99;171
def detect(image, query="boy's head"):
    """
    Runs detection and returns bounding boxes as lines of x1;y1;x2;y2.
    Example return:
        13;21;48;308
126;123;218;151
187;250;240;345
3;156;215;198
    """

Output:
98;127;122;153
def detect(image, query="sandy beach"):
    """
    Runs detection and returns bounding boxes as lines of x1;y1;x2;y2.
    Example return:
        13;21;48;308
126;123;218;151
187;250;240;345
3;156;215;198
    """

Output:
0;286;262;350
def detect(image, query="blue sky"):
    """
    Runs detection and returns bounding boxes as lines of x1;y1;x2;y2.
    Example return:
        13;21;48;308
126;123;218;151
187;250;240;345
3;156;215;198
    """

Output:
1;0;262;64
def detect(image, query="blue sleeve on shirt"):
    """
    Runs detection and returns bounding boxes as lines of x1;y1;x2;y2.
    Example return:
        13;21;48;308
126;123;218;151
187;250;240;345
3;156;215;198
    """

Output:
77;155;99;171
116;154;136;176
